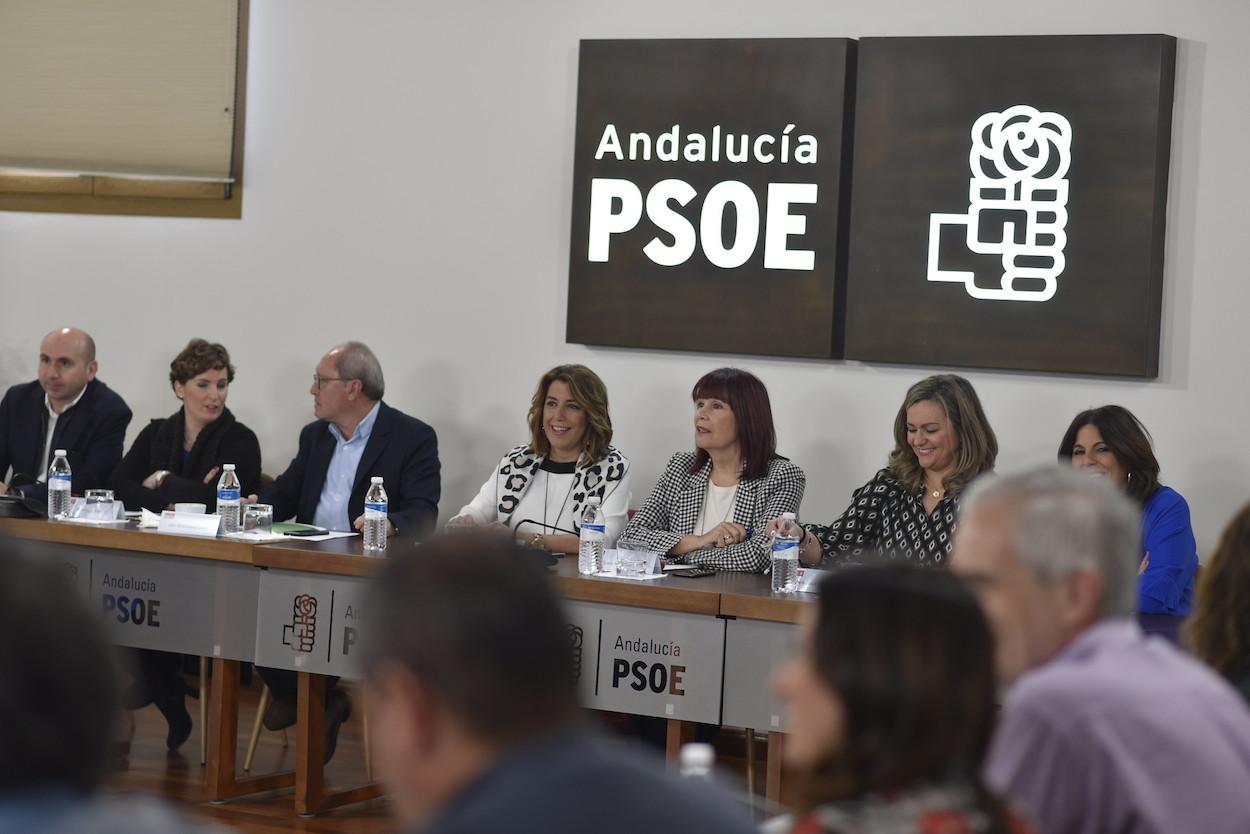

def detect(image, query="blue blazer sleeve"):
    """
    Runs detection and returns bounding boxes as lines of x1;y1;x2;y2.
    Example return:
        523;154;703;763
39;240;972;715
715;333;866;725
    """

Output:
1139;486;1198;615
385;419;441;540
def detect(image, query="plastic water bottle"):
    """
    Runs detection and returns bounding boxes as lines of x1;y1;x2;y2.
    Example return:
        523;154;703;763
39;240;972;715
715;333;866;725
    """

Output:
679;742;716;782
216;464;242;533
578;497;605;575
770;512;801;593
363;476;388;554
47;449;72;520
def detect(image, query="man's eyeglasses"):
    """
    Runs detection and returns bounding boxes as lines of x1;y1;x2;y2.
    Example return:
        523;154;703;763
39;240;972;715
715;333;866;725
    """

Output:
312;375;353;390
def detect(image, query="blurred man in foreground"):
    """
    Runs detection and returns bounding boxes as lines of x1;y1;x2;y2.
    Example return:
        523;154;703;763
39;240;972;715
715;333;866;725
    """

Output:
952;467;1250;834
363;533;758;834
0;542;225;834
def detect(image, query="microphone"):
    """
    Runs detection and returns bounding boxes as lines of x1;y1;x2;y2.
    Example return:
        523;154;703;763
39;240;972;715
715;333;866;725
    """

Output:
512;518;579;537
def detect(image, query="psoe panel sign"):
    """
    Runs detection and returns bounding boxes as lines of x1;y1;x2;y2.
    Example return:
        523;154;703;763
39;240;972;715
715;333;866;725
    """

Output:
567;38;855;359
565;600;725;724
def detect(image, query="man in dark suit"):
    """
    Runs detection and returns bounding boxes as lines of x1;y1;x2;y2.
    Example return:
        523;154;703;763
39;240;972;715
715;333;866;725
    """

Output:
260;340;440;539
256;340;441;758
0;327;132;503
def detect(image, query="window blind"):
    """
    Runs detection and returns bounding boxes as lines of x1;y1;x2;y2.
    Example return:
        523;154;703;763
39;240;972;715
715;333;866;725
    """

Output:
0;0;239;181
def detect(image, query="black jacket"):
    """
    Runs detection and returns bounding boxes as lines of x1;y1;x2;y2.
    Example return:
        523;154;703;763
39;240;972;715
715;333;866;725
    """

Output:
108;406;262;513
260;401;440;539
0;378;132;503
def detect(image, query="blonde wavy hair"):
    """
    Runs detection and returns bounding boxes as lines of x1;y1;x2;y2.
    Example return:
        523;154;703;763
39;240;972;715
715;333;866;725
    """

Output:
887;374;997;495
1186;503;1250;678
526;365;613;463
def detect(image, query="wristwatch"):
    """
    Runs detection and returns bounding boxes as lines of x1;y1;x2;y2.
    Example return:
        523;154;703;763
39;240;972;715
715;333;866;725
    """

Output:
529;533;547;550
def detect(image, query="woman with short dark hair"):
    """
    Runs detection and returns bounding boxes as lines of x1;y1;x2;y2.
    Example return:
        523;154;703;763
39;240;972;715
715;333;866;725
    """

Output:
448;364;630;553
108;338;261;750
774;565;1033;834
783;374;997;569
109;338;261;513
622;367;805;573
1058;405;1197;641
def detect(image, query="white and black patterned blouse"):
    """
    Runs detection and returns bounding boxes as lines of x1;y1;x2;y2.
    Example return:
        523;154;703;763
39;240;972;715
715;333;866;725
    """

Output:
622;452;806;573
804;468;959;568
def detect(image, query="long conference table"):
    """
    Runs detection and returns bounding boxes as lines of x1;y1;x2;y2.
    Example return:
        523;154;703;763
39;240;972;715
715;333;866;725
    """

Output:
0;517;811;816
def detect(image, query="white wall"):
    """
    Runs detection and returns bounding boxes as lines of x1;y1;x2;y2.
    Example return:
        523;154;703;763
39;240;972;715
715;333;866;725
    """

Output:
1;0;1246;554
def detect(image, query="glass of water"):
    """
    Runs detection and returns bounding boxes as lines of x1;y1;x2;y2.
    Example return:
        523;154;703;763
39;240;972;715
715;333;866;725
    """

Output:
615;540;651;577
242;503;273;534
83;489;115;520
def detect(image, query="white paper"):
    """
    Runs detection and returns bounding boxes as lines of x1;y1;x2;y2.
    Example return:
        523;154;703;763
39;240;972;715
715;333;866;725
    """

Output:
283;531;358;542
138;508;162;528
795;567;827;593
62;497;127;524
595;570;666;581
222;530;288;543
157;510;222;538
60;515;129;526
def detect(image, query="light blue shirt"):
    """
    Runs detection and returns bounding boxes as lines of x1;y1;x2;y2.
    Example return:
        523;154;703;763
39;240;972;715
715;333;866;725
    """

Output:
312;402;380;532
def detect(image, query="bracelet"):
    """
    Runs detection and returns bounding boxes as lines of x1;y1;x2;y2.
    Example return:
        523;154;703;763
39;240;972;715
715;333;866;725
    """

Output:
530;533;546;550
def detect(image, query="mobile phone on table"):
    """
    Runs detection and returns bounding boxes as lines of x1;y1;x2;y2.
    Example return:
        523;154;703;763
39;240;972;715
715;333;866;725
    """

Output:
670;567;716;578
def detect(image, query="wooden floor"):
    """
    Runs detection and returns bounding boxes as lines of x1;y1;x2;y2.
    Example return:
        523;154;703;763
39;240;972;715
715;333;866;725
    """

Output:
105;676;777;834
106;677;395;834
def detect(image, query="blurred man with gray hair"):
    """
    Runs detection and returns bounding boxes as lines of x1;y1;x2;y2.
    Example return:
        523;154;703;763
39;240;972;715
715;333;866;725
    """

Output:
952;466;1250;834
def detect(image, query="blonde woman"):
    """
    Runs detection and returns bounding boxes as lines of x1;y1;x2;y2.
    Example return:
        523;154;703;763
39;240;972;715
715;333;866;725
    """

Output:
778;374;997;568
449;365;630;553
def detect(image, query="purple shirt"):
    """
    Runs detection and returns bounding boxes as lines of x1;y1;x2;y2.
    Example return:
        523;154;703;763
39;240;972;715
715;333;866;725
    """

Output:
986;620;1250;834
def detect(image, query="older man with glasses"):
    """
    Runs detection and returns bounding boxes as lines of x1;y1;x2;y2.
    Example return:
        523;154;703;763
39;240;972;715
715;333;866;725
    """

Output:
255;340;441;759
952;467;1250;834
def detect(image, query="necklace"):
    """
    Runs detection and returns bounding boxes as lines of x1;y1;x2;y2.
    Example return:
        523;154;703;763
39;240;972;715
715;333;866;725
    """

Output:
542;466;577;533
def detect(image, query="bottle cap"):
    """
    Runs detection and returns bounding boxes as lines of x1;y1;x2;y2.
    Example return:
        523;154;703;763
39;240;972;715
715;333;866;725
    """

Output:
371;476;383;484
54;449;67;457
679;742;715;770
782;512;796;520
223;463;236;471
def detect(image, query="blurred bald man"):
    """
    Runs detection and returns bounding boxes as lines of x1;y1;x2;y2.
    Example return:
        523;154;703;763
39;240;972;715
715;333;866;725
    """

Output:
0;328;132;504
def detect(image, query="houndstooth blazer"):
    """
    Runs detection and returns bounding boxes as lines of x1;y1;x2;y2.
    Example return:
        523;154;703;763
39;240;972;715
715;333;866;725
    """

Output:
621;451;805;573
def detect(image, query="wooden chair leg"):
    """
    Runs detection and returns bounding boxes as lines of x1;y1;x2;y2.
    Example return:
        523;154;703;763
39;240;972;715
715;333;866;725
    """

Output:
361;685;372;781
665;719;696;766
745;728;757;803
766;731;785;807
244;685;270;773
199;657;209;766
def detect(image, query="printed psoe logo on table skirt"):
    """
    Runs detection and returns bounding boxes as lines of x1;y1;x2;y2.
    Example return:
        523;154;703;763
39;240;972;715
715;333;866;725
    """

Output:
569;624;584;684
283;593;318;654
927;105;1072;302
